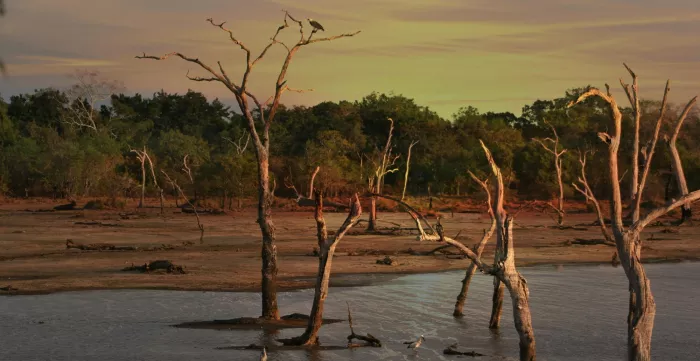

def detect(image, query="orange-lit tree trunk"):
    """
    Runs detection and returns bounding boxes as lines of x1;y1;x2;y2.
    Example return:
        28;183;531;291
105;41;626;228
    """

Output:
282;191;362;345
569;71;700;360
137;12;359;320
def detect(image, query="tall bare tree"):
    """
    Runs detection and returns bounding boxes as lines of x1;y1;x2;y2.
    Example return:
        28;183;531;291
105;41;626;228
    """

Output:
282;190;362;346
569;69;700;361
136;12;359;319
665;98;697;224
453;171;496;317
534;121;567;226
130;146;164;211
366;118;399;231
401;140;418;201
620;64;641;205
62;69;125;131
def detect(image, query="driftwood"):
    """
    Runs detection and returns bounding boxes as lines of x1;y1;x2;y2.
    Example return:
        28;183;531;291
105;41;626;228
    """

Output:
444;344;485;357
122;260;186;274
66;239;137;251
375;256;397;265
346;302;381;347
53;201;77;211
74;221;122;227
66;239;194;252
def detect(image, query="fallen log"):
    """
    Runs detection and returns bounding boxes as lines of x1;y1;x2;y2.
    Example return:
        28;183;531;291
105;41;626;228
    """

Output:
443;344;485;357
121;260;186;274
53;201;77;211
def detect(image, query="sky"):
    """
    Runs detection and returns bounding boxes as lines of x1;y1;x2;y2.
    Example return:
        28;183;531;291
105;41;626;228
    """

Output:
1;0;699;118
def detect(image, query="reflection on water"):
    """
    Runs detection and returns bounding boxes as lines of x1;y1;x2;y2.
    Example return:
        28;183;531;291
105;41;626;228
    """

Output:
2;262;700;361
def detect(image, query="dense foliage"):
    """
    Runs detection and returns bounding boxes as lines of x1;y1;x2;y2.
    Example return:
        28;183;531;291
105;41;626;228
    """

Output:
1;84;698;206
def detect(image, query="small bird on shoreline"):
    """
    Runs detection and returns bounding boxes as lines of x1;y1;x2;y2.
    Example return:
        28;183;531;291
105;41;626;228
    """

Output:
406;335;425;349
260;346;267;361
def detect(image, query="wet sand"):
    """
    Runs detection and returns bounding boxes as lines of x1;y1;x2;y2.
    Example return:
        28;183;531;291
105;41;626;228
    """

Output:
1;198;698;295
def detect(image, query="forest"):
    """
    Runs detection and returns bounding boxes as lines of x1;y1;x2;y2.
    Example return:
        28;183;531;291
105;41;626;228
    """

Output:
2;73;699;207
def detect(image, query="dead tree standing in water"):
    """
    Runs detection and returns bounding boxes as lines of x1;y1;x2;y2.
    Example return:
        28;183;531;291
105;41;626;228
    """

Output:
375;140;537;361
280;191;362;346
665;98;697;224
534;121;567;226
453;171;496;317
569;69;700;361
136;11;359;319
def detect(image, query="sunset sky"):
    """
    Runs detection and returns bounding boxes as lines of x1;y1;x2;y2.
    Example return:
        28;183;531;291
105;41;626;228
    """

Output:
1;0;699;117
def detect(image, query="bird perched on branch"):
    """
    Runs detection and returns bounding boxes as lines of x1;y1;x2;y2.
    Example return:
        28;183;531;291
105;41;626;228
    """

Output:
307;18;325;31
435;216;444;242
406;335;425;349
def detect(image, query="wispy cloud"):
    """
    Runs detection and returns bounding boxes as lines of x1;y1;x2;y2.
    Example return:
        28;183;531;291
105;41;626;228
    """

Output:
1;0;699;116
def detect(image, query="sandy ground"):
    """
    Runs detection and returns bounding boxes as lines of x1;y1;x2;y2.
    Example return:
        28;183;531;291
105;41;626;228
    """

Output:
1;199;699;295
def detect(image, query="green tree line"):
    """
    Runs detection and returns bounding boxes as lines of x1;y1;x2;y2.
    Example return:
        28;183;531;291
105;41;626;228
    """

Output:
1;83;698;206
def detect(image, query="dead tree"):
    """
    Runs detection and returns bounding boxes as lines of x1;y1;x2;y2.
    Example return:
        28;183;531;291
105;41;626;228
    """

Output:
620;64;641;205
162;170;204;244
280;191;362;346
572;150;615;246
136;12;359;320
366;118;400;231
309;165;320;199
569;69;700;361
375;140;536;361
62;69;125;131
453;171;496;317
664;97;697;224
534;121;567;226
401;140;419;201
130;146;164;212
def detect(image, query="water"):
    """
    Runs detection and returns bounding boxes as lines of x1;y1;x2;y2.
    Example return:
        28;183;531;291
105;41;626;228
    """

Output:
2;262;700;361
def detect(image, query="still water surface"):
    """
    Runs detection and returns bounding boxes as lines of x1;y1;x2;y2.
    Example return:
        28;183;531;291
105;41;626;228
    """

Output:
2;262;700;361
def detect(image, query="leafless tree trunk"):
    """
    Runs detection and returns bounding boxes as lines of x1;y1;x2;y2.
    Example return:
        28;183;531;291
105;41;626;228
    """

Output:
534;121;567;226
620;63;641;205
401;140;418;201
162;170;204;244
572;150;615;246
131;148;147;208
375;140;537;361
137;12;359;320
569;70;700;361
665;98;697;224
131;146;164;213
454;171;496;317
366;118;399;231
308;166;320;199
282;191;362;346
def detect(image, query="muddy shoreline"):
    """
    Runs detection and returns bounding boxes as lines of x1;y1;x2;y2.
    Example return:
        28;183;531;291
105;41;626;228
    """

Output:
2;200;700;297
